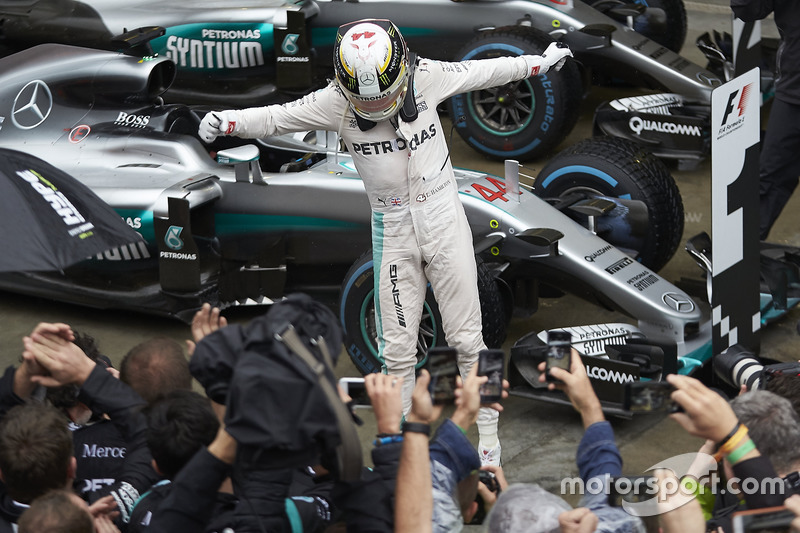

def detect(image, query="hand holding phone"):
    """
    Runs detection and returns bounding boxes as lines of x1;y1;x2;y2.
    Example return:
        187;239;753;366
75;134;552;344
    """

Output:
478;349;504;403
338;377;371;408
546;330;572;383
427;347;459;405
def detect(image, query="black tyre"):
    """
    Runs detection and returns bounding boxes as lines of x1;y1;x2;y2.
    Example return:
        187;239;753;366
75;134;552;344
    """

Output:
447;27;582;162
534;137;683;272
583;0;687;53
338;252;507;375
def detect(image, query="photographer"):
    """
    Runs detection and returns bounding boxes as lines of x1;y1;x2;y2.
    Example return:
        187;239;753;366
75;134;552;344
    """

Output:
667;374;788;531
475;351;647;532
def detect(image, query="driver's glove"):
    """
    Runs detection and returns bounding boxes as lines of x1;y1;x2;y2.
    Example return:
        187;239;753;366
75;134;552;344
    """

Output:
524;42;573;76
198;110;240;143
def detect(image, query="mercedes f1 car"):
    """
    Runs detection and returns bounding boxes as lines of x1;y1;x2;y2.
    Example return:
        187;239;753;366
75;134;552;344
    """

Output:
0;0;733;166
0;40;717;414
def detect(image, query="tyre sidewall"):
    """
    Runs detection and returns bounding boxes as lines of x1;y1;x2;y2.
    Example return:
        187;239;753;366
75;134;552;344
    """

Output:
448;30;582;161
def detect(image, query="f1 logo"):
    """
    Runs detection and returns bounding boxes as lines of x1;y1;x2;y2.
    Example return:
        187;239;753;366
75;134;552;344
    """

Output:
720;83;753;126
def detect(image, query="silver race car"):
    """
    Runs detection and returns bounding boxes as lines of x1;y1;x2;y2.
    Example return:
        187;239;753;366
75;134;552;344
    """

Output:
0;40;712;413
0;0;734;165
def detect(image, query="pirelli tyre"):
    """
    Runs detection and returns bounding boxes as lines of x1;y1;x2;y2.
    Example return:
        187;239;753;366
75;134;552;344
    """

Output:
447;27;582;162
339;252;507;375
582;0;688;53
534;137;683;272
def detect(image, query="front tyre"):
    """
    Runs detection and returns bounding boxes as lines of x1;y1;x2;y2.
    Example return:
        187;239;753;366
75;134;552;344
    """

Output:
339;252;507;375
448;27;583;162
534;137;683;272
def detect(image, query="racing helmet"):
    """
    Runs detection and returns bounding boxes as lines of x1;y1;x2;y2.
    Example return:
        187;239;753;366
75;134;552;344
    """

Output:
333;19;410;122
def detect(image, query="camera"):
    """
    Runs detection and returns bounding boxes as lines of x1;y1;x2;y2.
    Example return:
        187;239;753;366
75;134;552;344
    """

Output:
713;344;800;391
469;470;501;525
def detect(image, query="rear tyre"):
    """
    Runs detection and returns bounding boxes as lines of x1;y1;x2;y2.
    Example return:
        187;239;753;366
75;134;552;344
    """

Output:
447;26;583;162
534;137;683;271
339;252;506;375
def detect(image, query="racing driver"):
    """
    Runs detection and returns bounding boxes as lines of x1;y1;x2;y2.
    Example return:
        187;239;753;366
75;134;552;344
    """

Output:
198;18;572;466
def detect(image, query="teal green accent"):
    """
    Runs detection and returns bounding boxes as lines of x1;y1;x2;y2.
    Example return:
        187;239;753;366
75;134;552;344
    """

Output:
373;211;385;364
284;498;303;533
115;209;155;242
760;294;800;324
150;22;274;72
677;342;713;375
214;213;365;234
361;286;380;362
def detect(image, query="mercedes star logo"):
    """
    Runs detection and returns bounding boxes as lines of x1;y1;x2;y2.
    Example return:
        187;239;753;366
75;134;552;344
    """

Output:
359;71;376;86
12;80;53;130
663;292;695;313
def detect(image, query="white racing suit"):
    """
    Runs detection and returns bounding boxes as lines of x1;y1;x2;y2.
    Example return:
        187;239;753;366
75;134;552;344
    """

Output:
225;54;539;437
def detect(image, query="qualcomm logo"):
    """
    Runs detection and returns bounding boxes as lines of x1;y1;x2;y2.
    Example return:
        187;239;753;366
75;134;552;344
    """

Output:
12;80;53;130
629;116;702;137
585;365;636;384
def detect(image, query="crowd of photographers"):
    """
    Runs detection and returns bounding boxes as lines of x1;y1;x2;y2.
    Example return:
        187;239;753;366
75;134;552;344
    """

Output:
2;294;800;533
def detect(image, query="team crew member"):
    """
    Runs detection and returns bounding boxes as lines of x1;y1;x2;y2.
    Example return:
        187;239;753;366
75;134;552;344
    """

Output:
199;18;572;466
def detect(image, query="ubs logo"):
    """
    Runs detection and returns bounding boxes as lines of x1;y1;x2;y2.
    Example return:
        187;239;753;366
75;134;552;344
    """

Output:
12;80;53;130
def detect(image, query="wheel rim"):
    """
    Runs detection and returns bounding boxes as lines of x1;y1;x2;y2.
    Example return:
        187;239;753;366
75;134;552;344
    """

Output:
359;288;437;368
467;78;535;136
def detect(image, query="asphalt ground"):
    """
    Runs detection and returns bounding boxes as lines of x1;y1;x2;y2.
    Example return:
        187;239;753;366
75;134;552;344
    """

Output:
0;1;795;525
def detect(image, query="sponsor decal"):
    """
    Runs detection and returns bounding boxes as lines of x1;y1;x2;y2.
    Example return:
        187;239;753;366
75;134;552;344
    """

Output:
582;334;629;356
12;80;52;129
629;116;702;137
585;364;637;384
164;34;265;69
96;241;151;261
605;257;634;275
83;444;126;459
280;33;301;56
389;264;406;327
575;326;629;341
114;112;150;128
17;169;94;237
81;479;115;494
626;271;659;291
715;83;754;141
69;125;91;143
164;226;184;251
416;179;451;203
159;251;197;261
125;217;142;230
585;245;612;262
631;38;650;51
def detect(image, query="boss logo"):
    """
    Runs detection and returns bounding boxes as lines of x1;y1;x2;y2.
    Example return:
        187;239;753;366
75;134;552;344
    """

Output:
114;112;150;128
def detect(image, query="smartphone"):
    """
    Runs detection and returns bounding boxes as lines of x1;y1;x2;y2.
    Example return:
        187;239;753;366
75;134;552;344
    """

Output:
732;506;794;533
478;349;504;403
545;330;572;382
338;377;371;408
427;347;459;404
623;381;679;413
